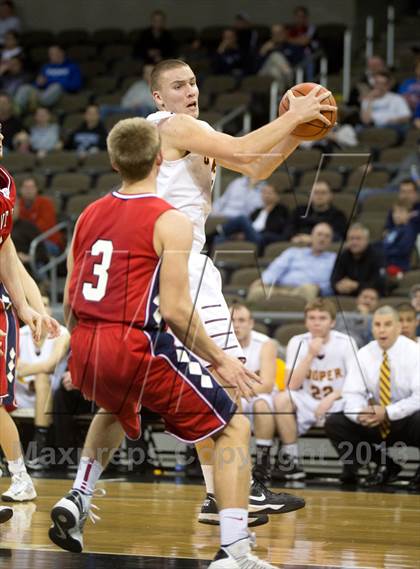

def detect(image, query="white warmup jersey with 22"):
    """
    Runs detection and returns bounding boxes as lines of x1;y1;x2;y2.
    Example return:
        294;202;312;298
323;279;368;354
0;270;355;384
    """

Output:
146;111;244;364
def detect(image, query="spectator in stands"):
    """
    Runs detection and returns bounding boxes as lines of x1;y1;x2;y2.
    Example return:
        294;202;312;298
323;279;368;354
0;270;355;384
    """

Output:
134;10;176;64
11;199;49;275
15;44;82;111
0;56;28;100
230;303;278;482
248;222;336;302
66;104;107;155
273;298;357;480
286;6;318;59
360;72;411;136
335;287;379;348
347;55;387;107
213;28;245;77
397;302;420;344
385;179;420;234
409;284;420;336
288;180;348;243
398;59;420;118
28;107;61;157
383;201;417;274
212;175;264;218
325;306;420;490
0;30;22;66
331;223;384;296
99;64;155;120
233;12;259;63
16;297;70;471
257;24;294;89
0;90;23;149
18;176;63;255
212;183;289;253
0;1;20;46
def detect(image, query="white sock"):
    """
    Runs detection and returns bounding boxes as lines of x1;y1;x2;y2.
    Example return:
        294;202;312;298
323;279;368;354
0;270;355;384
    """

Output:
7;456;27;475
201;464;214;495
255;439;272;447
282;443;298;460
73;457;103;495
219;508;248;546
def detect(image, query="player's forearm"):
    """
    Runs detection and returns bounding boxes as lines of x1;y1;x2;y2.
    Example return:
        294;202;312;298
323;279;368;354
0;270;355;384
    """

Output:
287;354;313;389
244;136;301;180
236;112;300;163
0;237;29;314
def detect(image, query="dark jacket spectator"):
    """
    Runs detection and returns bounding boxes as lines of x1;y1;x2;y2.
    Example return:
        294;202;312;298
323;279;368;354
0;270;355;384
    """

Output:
0;91;23;148
331;223;384;296
66;105;107;153
134;10;176;63
288;180;347;243
0;56;28;97
385;179;420;234
213;28;245;77
259;24;303;67
383;202;417;272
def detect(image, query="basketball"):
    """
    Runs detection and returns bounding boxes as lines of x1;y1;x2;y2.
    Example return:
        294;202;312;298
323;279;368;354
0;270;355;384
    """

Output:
278;82;337;141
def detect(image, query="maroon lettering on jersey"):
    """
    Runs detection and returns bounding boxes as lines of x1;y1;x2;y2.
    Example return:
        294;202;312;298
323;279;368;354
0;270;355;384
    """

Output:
0;166;16;249
69;192;174;329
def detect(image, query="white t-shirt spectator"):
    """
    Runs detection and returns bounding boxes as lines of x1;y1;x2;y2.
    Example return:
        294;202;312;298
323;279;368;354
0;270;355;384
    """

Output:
362;92;411;126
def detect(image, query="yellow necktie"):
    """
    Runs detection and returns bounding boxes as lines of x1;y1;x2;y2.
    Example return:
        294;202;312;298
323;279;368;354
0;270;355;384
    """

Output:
379;351;391;439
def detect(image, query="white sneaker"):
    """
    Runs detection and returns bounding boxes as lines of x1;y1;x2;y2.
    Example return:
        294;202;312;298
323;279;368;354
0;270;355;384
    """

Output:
49;488;104;553
2;472;37;502
209;537;278;568
0;506;13;524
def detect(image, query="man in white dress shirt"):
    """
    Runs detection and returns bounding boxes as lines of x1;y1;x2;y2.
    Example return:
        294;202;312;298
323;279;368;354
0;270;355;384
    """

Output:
325;306;420;490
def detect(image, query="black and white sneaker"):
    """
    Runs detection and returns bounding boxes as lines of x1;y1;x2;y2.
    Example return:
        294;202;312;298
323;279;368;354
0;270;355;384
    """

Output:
198;494;269;527
249;479;305;515
0;506;13;524
273;454;306;480
209;537;277;568
49;488;104;553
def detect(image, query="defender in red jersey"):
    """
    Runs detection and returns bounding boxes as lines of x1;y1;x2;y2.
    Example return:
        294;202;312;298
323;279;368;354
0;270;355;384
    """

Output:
49;118;279;569
0;131;60;516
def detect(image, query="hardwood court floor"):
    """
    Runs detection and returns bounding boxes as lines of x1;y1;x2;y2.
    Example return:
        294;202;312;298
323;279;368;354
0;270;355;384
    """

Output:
0;478;419;568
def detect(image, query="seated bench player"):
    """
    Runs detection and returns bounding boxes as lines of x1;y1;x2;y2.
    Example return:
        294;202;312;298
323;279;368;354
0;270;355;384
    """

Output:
273;298;358;479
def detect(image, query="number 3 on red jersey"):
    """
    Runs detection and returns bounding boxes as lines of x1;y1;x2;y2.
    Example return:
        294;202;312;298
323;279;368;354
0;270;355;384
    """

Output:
82;239;113;302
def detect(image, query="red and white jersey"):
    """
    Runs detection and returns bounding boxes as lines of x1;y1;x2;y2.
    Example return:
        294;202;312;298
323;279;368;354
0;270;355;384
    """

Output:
241;330;272;373
69;191;173;329
147;111;216;253
0;165;16;249
286;330;358;400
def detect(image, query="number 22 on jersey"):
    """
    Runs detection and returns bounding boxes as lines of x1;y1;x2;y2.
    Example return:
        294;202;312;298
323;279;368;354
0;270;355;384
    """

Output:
82;239;113;302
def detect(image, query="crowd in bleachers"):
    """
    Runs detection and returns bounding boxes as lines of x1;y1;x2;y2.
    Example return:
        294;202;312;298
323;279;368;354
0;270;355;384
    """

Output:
2;0;420;488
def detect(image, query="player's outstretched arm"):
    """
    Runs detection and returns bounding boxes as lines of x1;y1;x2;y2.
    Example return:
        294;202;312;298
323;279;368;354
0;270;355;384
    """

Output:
161;86;335;179
155;209;260;400
17;332;70;378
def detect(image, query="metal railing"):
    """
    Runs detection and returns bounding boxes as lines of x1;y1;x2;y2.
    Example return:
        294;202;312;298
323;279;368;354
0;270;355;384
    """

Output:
29;220;72;305
386;5;395;68
342;29;352;104
212;104;252;201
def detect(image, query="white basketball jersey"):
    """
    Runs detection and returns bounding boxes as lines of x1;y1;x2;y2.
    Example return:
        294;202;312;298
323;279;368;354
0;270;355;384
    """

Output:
147;111;216;253
241;330;271;373
286;330;357;400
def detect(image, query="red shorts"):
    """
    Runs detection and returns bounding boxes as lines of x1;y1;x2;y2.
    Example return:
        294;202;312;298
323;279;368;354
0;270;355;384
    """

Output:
69;322;237;441
0;307;19;411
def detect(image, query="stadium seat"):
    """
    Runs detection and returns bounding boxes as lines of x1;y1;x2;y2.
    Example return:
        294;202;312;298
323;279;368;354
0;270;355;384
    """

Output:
56;92;92;114
378;296;413;307
201;75;236;96
223;267;260;296
274;323;306;346
394;270;420;294
357;215;385;240
200;26;225;49
61;112;84;136
29;46;48;65
266;171;293;192
213;240;258;269
205;215;228;235
39;151;80;174
285;149;322;172
362;193;397;214
2;153;36;172
298;170;343;191
172;27;196;45
66;193;103;218
91;28;126;46
21;30;55;48
327;295;357;311
359;127;399;149
82;152;112;174
79;60;107;78
88;75;119;94
240;75;274;95
198;111;224;127
247;294;307;313
214;92;251;113
56;29;90;47
67;44;98;62
379;147;412;170
326;150;372;173
50;173;92;196
95;172;121;191
101;44;133;64
275;193;308;210
263;242;293;261
346;170;390;193
331;193;357;219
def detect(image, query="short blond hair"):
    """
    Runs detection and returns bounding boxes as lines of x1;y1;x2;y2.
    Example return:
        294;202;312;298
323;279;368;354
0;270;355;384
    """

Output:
304;298;337;320
107;118;160;182
151;59;189;91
